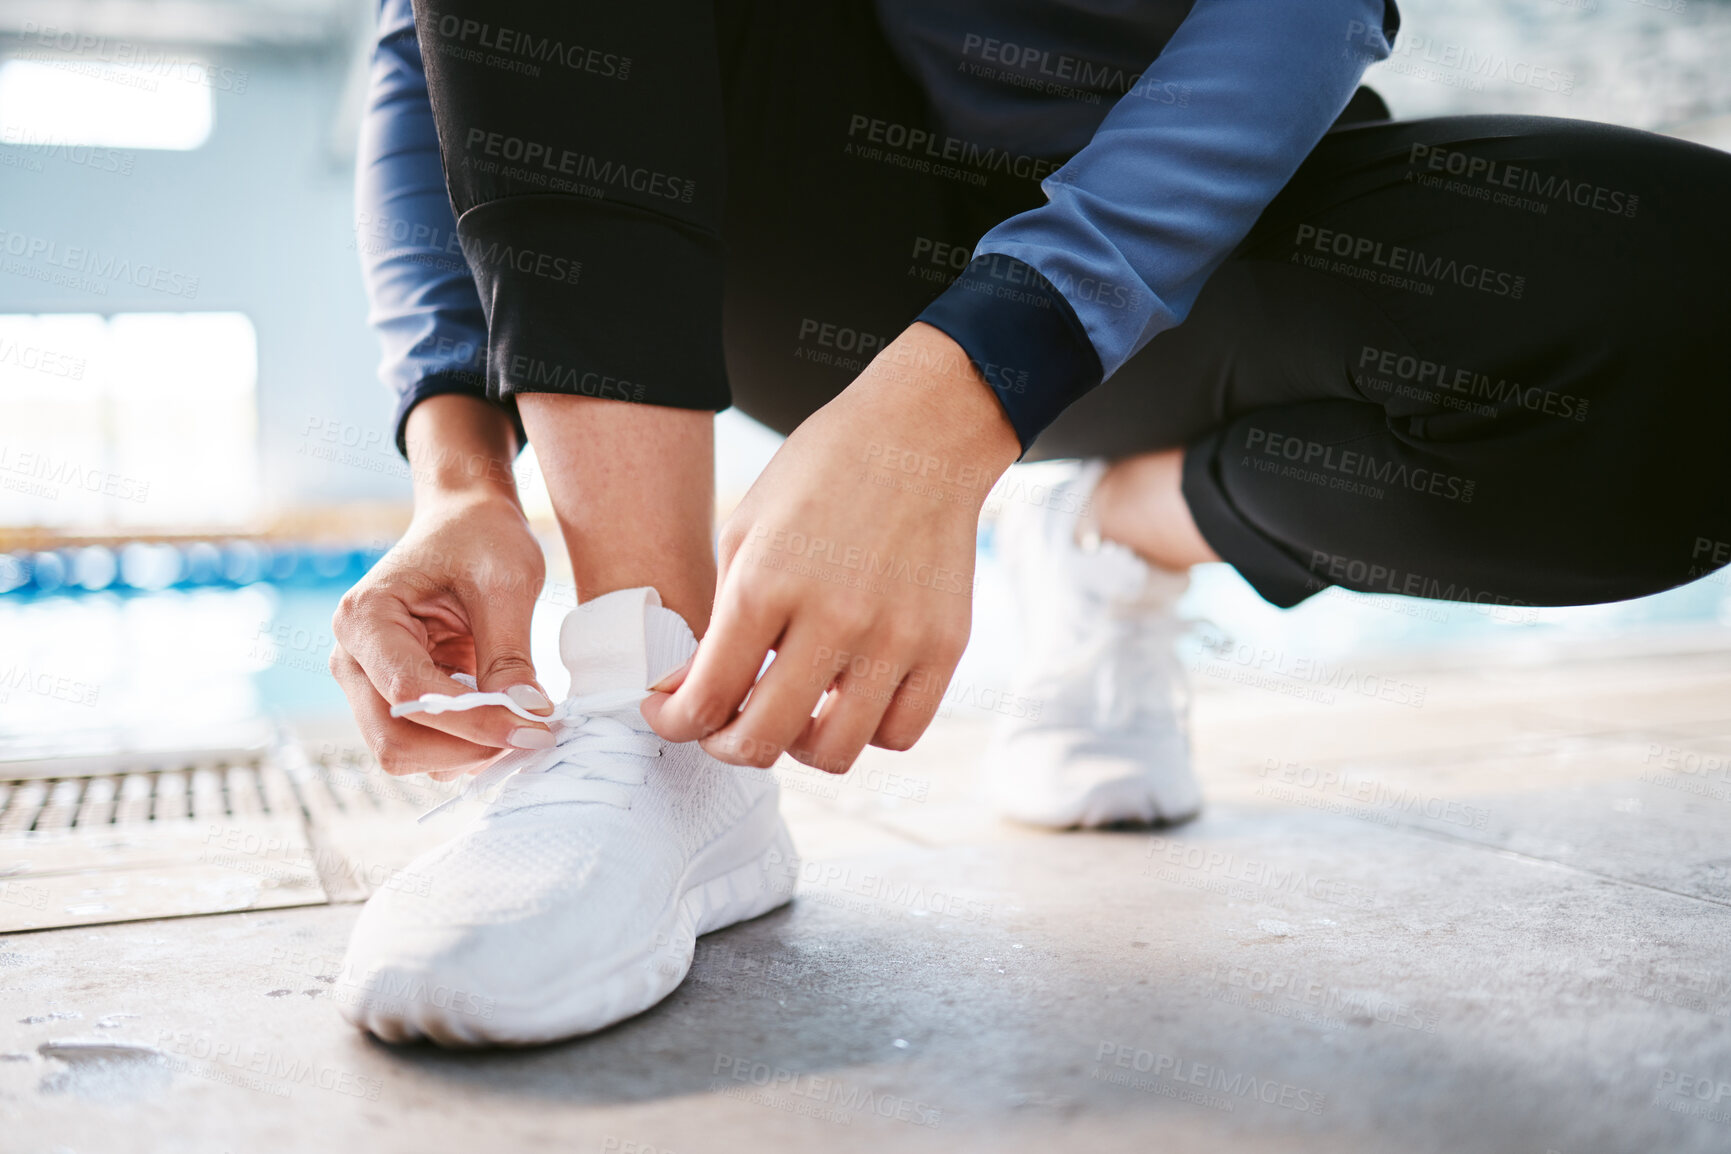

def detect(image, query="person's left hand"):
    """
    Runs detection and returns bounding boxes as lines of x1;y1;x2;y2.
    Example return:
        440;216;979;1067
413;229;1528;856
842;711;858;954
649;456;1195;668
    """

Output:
642;322;1021;772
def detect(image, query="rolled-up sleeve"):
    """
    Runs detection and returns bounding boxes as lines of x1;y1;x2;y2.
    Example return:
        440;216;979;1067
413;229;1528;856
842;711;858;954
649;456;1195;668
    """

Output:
357;0;518;455
918;0;1400;451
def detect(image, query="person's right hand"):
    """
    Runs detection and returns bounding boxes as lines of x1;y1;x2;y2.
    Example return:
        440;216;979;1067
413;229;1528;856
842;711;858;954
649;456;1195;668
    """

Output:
328;397;554;781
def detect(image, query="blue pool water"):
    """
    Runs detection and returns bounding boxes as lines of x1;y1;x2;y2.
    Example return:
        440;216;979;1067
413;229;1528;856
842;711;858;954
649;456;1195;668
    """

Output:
3;537;1726;756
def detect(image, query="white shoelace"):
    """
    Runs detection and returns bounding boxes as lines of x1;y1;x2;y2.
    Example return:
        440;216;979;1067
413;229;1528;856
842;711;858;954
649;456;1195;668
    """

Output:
391;685;661;821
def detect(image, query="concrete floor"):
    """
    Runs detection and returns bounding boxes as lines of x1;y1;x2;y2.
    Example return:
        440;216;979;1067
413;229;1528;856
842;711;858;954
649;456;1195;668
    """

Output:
5;627;1731;1154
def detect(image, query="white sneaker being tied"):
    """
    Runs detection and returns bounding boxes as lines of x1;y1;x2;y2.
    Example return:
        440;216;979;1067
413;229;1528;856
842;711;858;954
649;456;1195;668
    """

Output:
336;586;795;1047
986;459;1201;829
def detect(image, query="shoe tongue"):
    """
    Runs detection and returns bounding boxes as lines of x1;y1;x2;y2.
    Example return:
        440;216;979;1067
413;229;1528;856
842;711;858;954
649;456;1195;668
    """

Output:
560;587;698;696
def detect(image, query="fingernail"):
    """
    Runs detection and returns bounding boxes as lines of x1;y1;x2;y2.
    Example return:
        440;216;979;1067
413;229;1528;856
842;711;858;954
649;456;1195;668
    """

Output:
508;727;556;749
505;684;554;714
649;658;693;693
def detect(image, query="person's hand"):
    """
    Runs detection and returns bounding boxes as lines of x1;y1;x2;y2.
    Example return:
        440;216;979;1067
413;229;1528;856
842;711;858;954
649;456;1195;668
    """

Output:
643;323;1020;772
328;397;554;781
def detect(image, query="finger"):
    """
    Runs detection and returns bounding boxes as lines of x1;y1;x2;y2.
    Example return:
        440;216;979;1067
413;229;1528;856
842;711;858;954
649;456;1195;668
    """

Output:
468;587;552;716
646;584;782;743
334;591;552;751
871;661;953;752
700;621;845;768
330;644;513;777
788;671;892;774
649;656;693;693
638;657;696;728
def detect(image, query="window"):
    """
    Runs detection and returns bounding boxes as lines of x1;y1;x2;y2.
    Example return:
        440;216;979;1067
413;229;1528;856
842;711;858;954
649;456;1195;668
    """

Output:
0;313;258;528
0;58;213;151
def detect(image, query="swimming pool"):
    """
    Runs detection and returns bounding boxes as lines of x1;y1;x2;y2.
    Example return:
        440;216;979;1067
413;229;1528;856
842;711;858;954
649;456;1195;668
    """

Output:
4;532;1727;758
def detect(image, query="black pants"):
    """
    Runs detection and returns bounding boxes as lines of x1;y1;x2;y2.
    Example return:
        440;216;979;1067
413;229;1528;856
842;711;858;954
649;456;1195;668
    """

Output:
412;0;1731;609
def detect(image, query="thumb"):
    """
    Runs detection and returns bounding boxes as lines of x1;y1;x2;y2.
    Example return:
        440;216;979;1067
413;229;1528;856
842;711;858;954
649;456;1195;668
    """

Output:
469;594;553;716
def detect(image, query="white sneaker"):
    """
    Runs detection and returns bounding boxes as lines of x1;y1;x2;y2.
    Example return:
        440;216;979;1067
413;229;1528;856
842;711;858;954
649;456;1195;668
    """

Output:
336;587;795;1047
986;460;1201;828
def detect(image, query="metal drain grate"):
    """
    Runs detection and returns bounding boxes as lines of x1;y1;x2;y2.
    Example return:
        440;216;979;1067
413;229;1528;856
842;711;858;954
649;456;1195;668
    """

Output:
273;742;457;903
0;750;325;933
0;760;298;834
0;742;462;931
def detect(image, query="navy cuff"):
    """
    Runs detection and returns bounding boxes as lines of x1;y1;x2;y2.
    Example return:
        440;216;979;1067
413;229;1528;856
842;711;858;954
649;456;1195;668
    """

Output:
915;254;1104;453
393;370;526;458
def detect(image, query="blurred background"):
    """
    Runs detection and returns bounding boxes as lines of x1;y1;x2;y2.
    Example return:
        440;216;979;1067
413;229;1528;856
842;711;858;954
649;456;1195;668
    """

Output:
3;0;1730;763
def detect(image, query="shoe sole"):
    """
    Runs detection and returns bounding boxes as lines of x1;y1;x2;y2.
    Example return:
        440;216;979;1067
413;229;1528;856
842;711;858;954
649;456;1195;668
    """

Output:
997;771;1202;830
989;732;1203;830
349;790;797;1048
990;465;1201;833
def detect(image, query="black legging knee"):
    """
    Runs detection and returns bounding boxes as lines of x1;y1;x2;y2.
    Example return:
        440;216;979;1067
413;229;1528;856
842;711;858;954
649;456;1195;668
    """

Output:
411;0;1731;609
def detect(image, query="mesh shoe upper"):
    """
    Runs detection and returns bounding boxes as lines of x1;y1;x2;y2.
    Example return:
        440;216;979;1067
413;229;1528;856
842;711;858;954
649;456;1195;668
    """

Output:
340;587;780;1013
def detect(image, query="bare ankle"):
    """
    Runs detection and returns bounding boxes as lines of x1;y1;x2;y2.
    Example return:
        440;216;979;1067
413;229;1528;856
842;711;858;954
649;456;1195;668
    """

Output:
1094;452;1219;571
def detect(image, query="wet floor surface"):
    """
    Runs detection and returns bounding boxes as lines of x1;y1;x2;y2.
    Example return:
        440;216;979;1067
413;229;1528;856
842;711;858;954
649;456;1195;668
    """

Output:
5;627;1731;1153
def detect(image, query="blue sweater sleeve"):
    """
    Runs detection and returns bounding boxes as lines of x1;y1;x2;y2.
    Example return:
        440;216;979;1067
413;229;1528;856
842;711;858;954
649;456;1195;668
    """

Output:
918;0;1399;451
358;0;516;455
